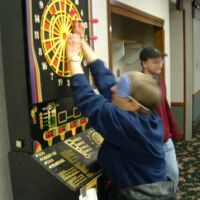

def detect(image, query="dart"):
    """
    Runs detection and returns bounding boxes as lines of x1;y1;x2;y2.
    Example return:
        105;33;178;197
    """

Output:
90;36;98;41
90;18;99;24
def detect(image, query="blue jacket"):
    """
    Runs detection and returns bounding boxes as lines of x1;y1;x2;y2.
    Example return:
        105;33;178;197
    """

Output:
70;59;167;187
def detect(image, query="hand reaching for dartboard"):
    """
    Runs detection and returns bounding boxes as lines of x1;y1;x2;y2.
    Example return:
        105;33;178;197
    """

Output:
72;19;85;40
66;33;82;60
66;33;84;75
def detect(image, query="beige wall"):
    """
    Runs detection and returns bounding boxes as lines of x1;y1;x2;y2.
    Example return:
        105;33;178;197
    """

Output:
170;3;184;102
185;0;193;140
92;0;109;64
193;18;200;93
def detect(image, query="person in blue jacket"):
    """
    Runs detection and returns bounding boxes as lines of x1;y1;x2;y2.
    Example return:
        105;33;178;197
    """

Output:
66;20;175;200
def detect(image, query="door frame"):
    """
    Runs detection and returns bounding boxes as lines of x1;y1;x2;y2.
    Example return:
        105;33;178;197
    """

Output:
107;0;165;71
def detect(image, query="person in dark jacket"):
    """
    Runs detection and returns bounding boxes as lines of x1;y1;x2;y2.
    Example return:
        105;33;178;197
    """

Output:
139;47;183;193
66;20;175;200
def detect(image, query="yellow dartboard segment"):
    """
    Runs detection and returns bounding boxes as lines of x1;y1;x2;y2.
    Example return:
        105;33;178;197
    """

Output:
40;0;83;77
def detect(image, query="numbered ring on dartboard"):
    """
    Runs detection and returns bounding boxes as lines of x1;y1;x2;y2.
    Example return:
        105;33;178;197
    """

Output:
40;0;83;77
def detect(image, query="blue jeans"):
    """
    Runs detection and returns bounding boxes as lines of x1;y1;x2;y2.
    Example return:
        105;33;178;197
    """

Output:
163;138;179;193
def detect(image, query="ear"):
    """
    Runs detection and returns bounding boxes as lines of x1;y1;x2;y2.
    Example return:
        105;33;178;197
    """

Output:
142;61;147;68
110;85;117;93
129;101;141;112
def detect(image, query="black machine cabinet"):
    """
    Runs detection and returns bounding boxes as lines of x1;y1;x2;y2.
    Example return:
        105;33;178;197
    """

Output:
0;0;104;199
9;152;79;200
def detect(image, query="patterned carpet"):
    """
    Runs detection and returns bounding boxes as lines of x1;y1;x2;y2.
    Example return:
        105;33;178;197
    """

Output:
176;124;200;200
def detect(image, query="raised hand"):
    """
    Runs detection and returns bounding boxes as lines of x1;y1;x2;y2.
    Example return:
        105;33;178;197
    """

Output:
72;19;85;39
66;33;81;60
71;20;98;64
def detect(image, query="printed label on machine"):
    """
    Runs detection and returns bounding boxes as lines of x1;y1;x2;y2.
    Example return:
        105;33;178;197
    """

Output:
32;128;103;191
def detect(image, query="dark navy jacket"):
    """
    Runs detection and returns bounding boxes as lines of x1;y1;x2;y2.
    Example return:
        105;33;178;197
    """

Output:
70;59;167;188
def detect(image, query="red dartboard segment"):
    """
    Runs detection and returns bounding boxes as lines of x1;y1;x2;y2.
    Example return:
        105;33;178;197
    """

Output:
64;63;68;71
58;72;62;76
49;4;57;15
60;2;65;11
53;58;58;68
69;9;76;16
44;21;50;29
45;42;51;50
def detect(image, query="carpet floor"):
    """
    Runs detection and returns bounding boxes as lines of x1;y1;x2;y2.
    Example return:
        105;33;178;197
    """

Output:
176;124;200;199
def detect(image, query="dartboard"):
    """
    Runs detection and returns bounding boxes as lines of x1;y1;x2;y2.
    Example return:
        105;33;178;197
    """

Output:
26;0;91;103
40;0;83;77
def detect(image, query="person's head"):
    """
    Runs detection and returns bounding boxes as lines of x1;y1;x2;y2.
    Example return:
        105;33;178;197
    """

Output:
140;47;166;76
111;71;162;114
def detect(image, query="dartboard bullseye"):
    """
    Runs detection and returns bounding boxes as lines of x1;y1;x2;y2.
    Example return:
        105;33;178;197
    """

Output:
26;0;91;103
41;0;83;77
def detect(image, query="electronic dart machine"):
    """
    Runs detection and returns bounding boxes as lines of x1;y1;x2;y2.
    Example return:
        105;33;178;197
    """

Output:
0;0;103;199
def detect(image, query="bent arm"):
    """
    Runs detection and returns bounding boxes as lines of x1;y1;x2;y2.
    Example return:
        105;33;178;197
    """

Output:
71;74;129;146
71;20;116;99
